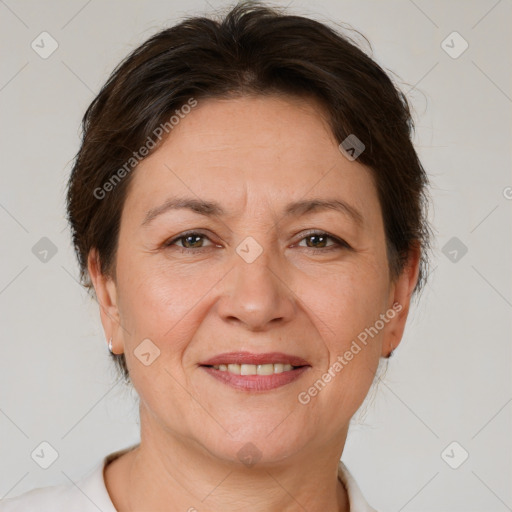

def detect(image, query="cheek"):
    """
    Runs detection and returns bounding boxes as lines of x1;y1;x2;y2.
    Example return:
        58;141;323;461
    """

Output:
305;262;388;407
303;260;389;339
116;256;219;355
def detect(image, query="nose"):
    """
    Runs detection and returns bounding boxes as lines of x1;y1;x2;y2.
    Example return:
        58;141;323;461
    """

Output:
216;244;296;331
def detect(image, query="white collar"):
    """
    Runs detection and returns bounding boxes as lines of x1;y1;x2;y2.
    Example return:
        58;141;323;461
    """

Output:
338;459;378;511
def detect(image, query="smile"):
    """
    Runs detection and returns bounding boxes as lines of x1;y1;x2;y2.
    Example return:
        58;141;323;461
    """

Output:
210;363;296;375
199;352;310;391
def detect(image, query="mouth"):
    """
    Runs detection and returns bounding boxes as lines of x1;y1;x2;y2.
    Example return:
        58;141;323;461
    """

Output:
206;362;300;375
199;352;310;391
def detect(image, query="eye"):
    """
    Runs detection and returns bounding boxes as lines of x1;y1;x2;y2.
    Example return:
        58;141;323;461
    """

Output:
296;231;350;251
164;231;215;251
163;230;350;253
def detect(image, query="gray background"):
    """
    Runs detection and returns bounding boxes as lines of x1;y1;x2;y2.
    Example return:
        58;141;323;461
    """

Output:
1;0;511;510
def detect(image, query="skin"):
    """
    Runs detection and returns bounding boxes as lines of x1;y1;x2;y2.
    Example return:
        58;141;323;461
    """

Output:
88;94;420;511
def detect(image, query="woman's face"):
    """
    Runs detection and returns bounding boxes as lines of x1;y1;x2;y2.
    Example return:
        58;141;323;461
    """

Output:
91;95;418;465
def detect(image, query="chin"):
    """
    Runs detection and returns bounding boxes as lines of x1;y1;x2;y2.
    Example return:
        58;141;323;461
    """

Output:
198;421;309;468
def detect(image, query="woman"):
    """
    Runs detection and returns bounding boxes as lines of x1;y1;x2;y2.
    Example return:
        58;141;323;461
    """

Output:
1;2;431;510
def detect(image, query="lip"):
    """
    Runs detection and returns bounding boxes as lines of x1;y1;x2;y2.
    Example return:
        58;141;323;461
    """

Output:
200;351;310;366
199;351;311;392
201;365;310;391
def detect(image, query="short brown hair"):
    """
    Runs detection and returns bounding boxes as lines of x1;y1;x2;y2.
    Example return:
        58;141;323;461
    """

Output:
66;1;432;383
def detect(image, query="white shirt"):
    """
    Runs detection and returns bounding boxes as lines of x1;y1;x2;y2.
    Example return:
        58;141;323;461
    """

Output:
0;446;378;511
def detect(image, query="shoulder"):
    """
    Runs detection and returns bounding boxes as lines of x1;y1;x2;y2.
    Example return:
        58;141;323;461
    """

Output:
0;446;136;512
0;480;90;511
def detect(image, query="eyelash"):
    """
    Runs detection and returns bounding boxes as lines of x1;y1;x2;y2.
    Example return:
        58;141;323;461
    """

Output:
163;230;351;253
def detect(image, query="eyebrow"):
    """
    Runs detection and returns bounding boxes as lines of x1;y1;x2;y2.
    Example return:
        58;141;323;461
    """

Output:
141;196;364;227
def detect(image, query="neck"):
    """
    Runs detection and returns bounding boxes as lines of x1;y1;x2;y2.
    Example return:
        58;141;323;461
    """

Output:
109;407;350;512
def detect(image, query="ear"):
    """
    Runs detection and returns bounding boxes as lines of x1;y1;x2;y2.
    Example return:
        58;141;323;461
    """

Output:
87;248;124;355
381;244;421;358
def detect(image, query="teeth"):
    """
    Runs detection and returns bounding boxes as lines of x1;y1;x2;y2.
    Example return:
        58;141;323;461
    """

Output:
227;364;240;374
212;363;295;375
255;364;273;375
241;364;257;375
274;363;284;373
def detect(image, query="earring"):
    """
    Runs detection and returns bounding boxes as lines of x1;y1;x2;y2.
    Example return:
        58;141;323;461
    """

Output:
108;337;113;354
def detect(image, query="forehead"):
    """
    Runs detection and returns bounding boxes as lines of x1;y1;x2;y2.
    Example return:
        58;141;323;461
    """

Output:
123;95;379;224
176;94;334;153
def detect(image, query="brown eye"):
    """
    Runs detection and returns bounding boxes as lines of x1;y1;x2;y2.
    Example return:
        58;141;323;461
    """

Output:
304;233;330;248
179;234;206;248
297;231;350;251
164;231;214;250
